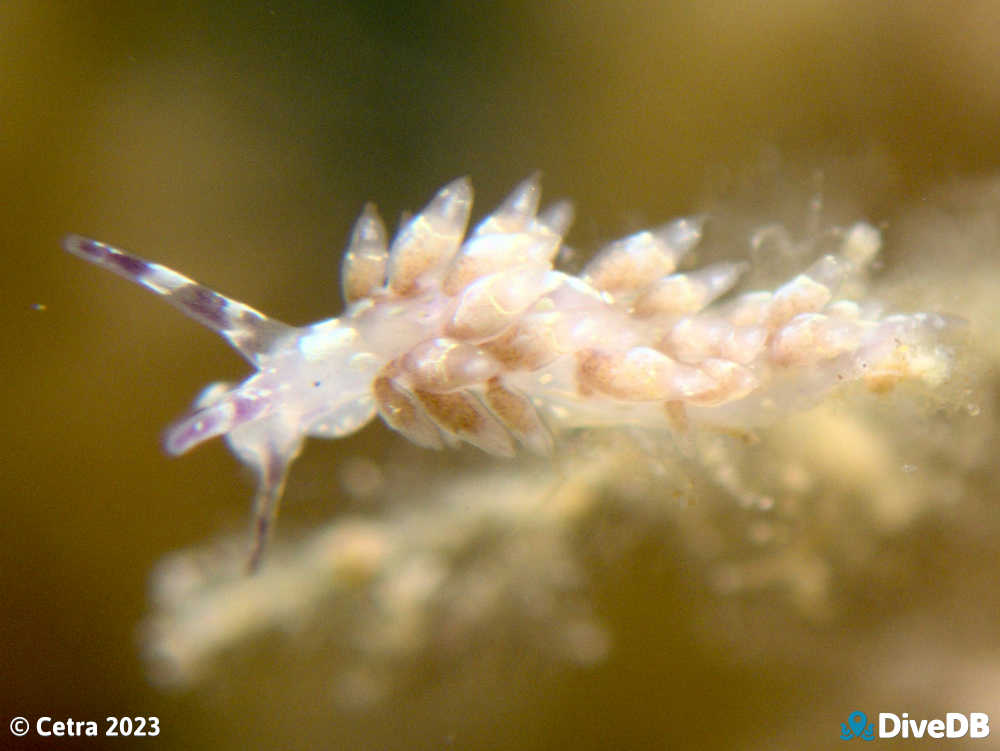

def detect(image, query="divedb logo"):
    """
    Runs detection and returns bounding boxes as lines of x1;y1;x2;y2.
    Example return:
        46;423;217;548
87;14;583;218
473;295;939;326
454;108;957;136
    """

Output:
841;711;990;741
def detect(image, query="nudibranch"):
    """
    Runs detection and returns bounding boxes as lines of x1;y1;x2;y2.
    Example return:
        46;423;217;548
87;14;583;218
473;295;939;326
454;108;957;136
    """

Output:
66;176;954;570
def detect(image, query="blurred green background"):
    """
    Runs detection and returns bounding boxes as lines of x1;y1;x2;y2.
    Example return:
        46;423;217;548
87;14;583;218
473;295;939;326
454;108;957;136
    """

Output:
3;1;1000;749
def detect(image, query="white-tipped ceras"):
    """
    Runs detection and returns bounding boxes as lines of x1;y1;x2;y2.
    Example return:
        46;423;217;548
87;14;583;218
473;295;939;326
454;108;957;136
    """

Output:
66;176;955;571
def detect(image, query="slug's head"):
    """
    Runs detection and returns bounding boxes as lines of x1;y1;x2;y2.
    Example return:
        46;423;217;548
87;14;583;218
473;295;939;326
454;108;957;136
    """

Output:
162;318;382;572
64;234;380;572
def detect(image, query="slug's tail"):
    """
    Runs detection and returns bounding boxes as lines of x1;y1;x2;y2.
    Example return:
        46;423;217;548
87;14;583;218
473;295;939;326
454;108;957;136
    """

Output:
64;235;294;365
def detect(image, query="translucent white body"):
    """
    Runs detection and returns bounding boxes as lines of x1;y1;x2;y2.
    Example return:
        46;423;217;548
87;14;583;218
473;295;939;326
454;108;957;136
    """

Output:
66;176;954;570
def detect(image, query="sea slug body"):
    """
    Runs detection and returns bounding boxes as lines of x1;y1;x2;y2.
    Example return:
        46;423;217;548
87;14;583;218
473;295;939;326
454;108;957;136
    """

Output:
65;176;955;570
